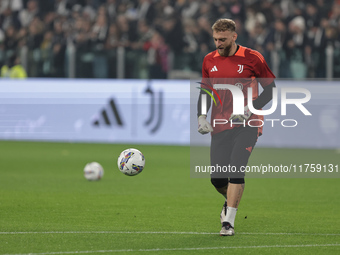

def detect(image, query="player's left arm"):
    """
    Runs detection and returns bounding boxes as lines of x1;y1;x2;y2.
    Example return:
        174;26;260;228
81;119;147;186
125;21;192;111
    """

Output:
230;51;276;122
250;51;276;110
252;81;276;110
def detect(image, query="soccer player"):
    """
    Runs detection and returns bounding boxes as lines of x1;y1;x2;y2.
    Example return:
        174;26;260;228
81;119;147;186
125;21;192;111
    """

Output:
197;18;276;236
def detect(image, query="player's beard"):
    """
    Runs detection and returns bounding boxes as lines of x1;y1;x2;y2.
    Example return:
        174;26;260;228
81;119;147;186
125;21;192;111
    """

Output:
218;43;232;57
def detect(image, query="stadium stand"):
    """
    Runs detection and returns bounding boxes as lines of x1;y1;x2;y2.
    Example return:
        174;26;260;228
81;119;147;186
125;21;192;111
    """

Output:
0;0;339;79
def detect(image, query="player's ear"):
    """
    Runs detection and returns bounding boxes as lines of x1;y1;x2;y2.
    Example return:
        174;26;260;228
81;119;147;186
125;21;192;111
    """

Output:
233;32;238;41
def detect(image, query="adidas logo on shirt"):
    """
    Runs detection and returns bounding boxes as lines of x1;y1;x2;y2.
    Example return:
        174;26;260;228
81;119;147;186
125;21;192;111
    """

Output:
210;66;218;72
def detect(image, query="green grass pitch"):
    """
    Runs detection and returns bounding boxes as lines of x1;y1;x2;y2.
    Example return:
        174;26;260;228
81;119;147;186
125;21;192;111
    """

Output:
0;141;339;254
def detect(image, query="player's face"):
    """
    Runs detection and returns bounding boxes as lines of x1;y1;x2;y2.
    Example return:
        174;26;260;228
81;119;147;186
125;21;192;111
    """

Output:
213;30;236;57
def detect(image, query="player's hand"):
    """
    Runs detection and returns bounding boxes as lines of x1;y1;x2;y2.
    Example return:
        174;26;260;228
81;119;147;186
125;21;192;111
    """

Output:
198;115;213;134
229;105;252;122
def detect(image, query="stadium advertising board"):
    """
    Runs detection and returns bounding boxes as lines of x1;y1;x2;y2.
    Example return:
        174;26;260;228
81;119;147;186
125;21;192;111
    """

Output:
0;79;339;149
0;79;189;145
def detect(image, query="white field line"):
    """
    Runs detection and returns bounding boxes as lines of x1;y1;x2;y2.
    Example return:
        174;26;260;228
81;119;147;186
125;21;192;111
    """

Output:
0;231;340;236
2;244;340;255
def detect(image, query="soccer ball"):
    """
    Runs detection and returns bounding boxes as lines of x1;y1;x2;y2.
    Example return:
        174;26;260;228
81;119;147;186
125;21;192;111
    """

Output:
84;162;104;181
117;148;145;176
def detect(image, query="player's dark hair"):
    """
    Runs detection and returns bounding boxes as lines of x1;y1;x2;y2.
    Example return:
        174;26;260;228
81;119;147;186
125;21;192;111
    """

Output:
212;19;236;32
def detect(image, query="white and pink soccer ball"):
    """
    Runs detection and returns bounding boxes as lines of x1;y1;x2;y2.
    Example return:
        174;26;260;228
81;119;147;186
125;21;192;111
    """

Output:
83;162;104;181
117;148;145;176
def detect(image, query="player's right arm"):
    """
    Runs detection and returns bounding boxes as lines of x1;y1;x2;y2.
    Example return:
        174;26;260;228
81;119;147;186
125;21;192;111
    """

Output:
197;57;213;134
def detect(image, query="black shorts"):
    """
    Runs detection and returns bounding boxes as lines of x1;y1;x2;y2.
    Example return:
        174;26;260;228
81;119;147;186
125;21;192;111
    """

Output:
210;126;258;180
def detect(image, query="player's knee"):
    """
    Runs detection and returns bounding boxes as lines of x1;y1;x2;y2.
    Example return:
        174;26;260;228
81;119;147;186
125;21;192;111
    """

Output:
211;178;229;189
229;178;245;184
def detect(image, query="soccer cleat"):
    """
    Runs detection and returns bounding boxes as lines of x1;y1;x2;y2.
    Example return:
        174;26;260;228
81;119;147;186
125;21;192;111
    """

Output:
220;201;227;224
220;221;235;236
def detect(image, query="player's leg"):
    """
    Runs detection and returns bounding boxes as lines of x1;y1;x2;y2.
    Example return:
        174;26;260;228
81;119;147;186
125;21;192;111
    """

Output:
220;126;258;236
226;180;245;208
220;180;245;236
210;129;233;223
210;129;233;196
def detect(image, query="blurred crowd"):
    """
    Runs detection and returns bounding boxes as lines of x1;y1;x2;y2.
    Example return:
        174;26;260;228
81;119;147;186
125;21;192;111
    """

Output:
0;0;340;79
